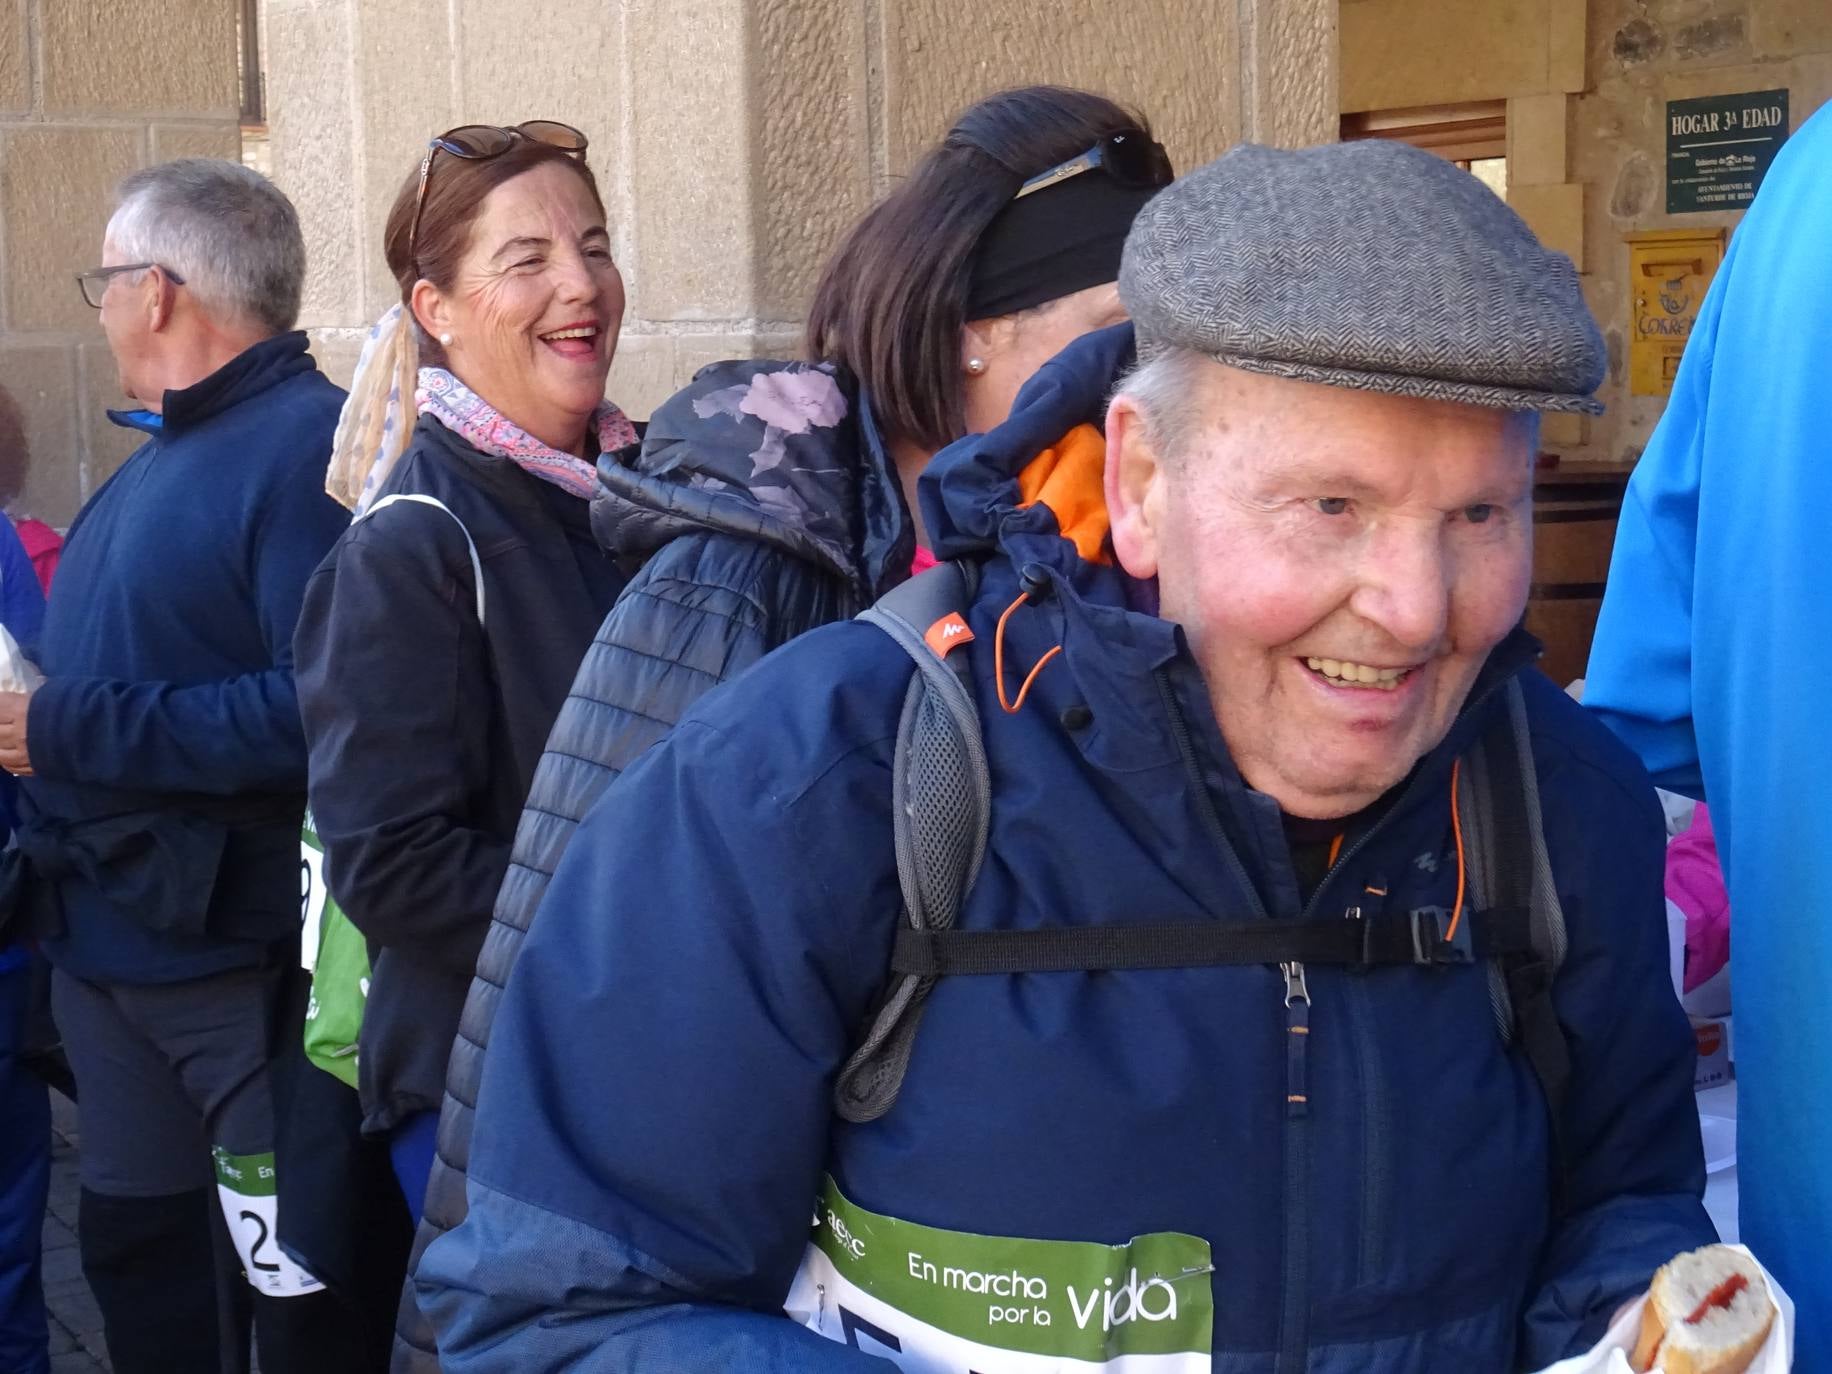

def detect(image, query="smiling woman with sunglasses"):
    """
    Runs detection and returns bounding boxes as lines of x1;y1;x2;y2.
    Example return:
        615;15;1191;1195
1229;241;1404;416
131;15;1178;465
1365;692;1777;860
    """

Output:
291;119;639;1297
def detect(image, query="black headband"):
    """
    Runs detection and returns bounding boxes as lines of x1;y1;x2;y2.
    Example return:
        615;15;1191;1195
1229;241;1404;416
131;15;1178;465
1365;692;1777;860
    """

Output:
965;172;1159;320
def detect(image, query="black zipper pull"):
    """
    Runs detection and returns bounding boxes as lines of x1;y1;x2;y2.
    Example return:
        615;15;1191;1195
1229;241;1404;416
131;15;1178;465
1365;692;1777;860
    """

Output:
1282;960;1311;1118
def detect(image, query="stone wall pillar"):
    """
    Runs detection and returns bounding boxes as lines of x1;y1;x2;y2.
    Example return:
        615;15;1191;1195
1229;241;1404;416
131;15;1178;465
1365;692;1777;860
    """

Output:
0;0;242;525
268;0;1339;418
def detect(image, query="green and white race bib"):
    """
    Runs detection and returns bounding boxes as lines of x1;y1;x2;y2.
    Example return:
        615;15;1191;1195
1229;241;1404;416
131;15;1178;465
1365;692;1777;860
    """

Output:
212;1148;324;1299
784;1176;1213;1372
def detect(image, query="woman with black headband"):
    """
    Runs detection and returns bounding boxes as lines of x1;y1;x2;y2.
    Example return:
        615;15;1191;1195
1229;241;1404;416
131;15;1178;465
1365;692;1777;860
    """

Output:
390;84;1173;1369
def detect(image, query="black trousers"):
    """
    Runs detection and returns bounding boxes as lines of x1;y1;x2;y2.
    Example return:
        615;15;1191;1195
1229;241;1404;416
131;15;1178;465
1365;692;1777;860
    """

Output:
55;959;380;1373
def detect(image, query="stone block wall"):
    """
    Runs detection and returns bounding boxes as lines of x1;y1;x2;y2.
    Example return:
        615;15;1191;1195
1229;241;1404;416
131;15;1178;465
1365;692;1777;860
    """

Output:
1342;0;1831;464
269;0;1338;419
1343;0;1596;452
1577;0;1832;464
0;0;242;525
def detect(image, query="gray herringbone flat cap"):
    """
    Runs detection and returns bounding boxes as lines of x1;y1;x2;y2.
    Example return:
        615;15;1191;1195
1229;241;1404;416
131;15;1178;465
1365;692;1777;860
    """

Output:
1120;140;1606;413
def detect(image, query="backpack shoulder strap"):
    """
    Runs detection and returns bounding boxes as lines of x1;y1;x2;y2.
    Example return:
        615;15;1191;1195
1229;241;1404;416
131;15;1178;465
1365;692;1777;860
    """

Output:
356;493;486;626
833;560;988;1123
1460;676;1573;1189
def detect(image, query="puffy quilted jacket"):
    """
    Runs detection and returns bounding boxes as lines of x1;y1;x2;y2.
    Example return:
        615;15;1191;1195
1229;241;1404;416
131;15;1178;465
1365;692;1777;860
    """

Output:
393;359;914;1367
415;325;1714;1372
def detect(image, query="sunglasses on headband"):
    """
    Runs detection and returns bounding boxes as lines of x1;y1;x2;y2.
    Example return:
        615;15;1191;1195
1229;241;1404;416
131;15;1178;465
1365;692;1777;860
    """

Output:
1013;130;1174;202
407;120;590;271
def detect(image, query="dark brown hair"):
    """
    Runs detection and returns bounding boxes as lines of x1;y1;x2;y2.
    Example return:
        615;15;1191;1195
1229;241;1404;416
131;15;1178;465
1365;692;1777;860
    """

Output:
805;86;1150;453
381;137;606;315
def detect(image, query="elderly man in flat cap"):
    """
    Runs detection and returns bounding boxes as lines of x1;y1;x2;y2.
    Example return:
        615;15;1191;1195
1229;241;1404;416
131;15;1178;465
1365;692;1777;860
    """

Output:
419;142;1714;1373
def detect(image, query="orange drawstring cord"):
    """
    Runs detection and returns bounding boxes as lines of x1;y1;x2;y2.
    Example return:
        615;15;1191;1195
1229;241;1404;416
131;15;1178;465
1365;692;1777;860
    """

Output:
993;590;1063;715
1444;758;1468;942
1327;833;1344;869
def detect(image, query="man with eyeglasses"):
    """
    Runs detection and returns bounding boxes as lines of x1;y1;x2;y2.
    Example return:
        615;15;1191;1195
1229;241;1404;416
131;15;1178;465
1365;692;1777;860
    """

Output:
0;159;351;1373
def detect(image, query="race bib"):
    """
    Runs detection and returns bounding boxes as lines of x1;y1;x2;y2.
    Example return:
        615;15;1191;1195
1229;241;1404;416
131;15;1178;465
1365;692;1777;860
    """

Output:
212;1148;325;1299
784;1176;1213;1372
300;818;329;974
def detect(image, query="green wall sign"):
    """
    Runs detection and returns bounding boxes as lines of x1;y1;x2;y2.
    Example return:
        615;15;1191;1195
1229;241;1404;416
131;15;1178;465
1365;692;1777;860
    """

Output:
1667;89;1790;214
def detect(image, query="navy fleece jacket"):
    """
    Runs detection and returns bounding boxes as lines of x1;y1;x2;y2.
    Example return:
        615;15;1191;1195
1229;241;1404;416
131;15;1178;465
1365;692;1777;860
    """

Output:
19;331;349;983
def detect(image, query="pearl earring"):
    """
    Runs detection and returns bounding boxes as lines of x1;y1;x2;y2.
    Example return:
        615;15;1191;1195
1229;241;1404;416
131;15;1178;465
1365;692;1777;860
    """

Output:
966;356;987;375
439;332;454;346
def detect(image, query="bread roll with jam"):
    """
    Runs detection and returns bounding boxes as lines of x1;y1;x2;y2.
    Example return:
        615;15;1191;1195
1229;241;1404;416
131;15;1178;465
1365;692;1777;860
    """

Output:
1631;1245;1775;1374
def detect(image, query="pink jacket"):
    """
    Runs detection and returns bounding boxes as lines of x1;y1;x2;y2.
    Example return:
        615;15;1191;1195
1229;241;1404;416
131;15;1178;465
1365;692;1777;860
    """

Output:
1666;803;1730;992
11;516;61;594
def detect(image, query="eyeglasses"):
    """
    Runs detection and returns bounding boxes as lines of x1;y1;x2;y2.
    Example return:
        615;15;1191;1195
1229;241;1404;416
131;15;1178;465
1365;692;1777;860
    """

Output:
75;262;186;309
1013;130;1174;201
406;120;590;272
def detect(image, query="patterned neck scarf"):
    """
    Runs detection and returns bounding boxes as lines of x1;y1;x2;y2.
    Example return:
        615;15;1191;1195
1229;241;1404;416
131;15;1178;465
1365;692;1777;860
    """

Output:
417;367;638;501
324;303;639;516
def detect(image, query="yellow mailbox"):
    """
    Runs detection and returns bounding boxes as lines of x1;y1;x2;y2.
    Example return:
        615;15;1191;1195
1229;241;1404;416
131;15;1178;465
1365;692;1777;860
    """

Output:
1627;228;1726;397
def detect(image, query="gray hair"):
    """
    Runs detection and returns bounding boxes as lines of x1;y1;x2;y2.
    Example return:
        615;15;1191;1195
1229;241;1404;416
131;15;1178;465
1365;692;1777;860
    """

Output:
108;159;305;336
1110;346;1217;464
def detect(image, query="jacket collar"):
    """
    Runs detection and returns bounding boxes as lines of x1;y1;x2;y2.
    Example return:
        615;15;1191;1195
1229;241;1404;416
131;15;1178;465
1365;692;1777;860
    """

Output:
106;331;316;439
855;389;918;597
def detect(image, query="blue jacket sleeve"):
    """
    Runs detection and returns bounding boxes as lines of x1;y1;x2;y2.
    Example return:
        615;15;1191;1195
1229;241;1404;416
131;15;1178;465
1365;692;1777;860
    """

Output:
0;520;45;838
415;657;908;1371
0;520;45;658
399;535;860;1367
1582;267;1720;801
1518;744;1715;1365
24;477;347;793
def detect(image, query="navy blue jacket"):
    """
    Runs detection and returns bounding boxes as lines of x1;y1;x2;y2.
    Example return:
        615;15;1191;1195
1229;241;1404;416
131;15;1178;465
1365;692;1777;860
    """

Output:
417;326;1713;1371
18;333;348;984
295;416;625;1136
400;359;912;1309
0;518;45;976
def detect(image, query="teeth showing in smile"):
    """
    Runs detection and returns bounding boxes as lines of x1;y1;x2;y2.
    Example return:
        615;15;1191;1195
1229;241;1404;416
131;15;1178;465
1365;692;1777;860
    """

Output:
1305;657;1410;691
541;326;597;341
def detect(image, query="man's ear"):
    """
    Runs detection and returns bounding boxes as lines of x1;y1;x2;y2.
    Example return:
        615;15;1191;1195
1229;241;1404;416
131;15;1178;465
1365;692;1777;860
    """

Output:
146;268;179;333
1105;393;1167;581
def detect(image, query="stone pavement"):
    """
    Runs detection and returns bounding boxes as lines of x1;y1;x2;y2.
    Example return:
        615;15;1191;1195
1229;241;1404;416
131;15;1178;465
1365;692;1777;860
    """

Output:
44;1092;108;1373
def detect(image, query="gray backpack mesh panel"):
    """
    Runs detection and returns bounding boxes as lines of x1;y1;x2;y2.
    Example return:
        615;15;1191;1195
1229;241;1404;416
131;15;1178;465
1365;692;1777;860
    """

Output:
906;684;981;929
833;567;989;1123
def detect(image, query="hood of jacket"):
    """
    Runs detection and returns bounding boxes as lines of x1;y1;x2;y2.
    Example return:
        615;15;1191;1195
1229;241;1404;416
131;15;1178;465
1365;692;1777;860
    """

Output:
591;358;915;602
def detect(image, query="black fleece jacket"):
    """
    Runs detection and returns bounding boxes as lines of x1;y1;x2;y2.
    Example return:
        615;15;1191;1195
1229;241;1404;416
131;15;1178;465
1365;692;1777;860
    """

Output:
295;415;624;1135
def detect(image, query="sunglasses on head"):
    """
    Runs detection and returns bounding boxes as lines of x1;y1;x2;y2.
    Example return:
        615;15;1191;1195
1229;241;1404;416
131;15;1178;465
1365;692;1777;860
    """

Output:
1013;129;1174;201
407;120;590;272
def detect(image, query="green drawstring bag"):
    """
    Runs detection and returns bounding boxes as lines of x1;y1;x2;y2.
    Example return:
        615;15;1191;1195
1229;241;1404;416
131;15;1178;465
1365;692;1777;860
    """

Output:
301;811;369;1091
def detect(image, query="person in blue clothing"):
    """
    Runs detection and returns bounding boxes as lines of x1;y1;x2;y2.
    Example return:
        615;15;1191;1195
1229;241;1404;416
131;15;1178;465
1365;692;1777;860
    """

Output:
0;514;48;1374
0;159;353;1374
1584;102;1832;1367
418;143;1715;1372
